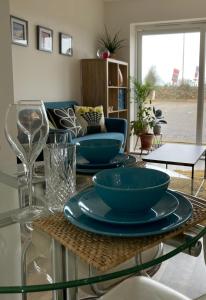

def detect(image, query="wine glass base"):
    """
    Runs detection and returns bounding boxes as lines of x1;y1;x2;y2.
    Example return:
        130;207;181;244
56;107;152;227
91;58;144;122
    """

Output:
13;206;48;223
0;206;49;229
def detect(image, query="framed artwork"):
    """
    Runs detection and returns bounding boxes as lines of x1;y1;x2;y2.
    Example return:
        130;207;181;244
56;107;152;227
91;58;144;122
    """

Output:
59;32;73;56
10;16;28;46
37;26;53;52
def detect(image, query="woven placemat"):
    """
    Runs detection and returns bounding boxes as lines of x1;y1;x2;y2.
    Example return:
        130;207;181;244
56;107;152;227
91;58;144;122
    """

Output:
33;194;206;272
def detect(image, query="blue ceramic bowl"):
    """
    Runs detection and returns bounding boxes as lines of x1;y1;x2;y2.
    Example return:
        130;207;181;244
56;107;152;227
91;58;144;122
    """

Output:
77;139;122;164
93;168;170;212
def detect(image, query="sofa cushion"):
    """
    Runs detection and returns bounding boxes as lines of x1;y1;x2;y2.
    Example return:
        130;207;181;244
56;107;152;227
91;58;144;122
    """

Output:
47;107;83;138
72;132;125;153
74;105;106;135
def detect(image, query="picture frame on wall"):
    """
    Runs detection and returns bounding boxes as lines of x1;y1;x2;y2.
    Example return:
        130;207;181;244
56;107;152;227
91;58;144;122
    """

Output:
59;32;73;56
10;16;28;46
37;25;53;53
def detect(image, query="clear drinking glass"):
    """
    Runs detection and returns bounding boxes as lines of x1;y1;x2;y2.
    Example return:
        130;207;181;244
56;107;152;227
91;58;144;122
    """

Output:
4;100;49;222
44;132;76;212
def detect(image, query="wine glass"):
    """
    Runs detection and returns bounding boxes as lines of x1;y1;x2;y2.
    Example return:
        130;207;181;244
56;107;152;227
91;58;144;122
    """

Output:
5;100;49;222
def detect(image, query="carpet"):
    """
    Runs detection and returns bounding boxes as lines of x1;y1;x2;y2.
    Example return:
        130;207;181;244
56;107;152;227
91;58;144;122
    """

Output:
137;155;206;198
169;170;206;199
175;169;204;178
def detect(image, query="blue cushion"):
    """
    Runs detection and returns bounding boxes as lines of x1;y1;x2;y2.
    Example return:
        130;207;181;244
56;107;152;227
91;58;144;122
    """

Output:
44;101;78;110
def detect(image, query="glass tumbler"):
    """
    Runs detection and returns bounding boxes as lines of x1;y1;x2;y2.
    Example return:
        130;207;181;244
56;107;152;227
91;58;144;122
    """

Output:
44;133;76;212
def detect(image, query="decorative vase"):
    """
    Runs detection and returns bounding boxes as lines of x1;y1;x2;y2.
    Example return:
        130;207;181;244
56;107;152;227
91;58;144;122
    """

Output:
118;67;123;86
97;48;110;60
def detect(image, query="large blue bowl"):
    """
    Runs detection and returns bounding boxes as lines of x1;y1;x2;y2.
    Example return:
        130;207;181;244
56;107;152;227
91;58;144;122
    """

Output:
77;139;122;164
93;168;170;212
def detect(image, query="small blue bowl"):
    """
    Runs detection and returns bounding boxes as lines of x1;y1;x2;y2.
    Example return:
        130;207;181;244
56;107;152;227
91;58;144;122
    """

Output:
77;139;122;164
93;168;170;212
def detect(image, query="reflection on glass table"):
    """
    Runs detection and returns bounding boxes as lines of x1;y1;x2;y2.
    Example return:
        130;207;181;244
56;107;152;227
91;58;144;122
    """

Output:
0;162;206;300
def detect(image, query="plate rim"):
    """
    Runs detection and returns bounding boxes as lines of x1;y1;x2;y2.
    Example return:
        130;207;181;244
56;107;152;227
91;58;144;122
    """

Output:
76;154;137;174
76;153;129;169
63;190;193;237
78;188;179;224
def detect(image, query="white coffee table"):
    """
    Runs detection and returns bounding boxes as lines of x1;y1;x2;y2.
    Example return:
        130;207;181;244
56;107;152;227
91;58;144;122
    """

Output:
142;143;206;178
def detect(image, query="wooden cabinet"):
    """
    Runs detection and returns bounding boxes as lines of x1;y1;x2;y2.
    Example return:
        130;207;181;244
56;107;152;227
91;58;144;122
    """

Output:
81;58;128;120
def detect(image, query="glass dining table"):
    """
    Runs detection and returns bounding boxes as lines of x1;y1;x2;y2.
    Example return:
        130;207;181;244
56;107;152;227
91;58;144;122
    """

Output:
0;160;206;300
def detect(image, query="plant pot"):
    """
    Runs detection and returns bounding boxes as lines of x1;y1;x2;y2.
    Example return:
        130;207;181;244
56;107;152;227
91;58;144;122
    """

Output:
140;133;154;150
133;126;148;136
109;53;116;58
153;124;161;135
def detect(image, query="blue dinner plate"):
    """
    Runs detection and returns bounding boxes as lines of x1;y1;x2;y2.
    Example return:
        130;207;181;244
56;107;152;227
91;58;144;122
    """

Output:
77;188;179;224
63;190;192;237
76;154;137;174
76;153;130;169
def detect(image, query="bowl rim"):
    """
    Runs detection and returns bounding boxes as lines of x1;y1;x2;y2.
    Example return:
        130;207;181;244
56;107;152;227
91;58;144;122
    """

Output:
77;139;122;147
92;167;170;192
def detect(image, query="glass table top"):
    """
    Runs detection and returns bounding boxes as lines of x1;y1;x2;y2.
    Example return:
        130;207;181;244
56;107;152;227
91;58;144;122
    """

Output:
0;161;206;297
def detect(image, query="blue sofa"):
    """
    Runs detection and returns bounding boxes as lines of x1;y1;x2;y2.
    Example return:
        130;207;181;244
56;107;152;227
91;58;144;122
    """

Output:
44;100;128;152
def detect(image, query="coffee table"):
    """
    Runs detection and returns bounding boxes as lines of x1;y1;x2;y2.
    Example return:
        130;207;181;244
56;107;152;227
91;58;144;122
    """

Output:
142;143;206;179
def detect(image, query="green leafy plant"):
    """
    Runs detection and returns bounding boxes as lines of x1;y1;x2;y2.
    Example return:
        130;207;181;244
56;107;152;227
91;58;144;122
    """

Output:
130;78;155;135
98;26;125;54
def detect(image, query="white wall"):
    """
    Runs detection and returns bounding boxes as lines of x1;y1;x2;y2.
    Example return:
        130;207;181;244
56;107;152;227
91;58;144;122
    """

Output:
105;0;206;63
0;0;104;164
10;0;105;102
0;0;15;163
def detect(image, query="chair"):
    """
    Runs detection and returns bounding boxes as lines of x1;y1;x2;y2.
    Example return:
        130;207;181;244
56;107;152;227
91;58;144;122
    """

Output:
98;276;206;300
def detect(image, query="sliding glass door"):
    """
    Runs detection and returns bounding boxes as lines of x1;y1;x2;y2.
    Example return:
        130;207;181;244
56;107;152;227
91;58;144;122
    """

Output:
136;22;206;145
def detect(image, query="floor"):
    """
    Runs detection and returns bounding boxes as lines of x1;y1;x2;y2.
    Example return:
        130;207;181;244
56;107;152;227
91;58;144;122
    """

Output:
140;156;206;299
154;243;206;299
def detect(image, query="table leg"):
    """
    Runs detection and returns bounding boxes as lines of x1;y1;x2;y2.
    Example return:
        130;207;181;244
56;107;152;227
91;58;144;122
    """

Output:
192;166;194;179
203;233;206;265
166;163;168;169
51;239;65;300
204;151;206;179
21;237;32;300
133;135;139;152
63;248;78;300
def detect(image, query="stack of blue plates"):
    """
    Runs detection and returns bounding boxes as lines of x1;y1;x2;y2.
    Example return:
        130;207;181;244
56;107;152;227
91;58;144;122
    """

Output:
76;153;137;174
64;187;193;237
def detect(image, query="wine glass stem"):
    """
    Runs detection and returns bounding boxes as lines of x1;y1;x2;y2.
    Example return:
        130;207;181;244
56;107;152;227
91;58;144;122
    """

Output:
27;164;33;207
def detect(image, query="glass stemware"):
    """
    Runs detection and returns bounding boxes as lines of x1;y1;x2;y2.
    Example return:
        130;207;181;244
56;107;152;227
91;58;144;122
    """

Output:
4;100;49;222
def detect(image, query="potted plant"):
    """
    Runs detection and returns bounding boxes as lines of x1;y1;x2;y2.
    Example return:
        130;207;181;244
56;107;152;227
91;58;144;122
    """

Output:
153;107;167;135
130;79;155;150
97;26;125;57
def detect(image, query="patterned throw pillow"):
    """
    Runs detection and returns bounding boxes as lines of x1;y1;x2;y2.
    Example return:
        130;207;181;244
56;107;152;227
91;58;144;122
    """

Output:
47;107;83;138
74;105;106;135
